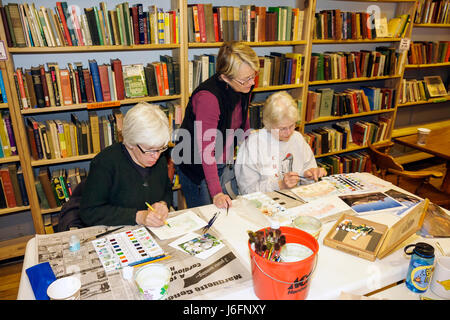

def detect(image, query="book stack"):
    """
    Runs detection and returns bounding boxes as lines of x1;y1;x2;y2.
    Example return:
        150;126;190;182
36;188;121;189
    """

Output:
0;2;180;48
0;164;29;209
256;52;304;88
317;151;372;175
25;110;123;160
35;166;87;209
309;47;398;82
13;57;180;109
407;41;450;64
414;0;450;24
187;5;305;43
305;86;396;121
313;11;410;40
398;78;435;103
188;54;217;94
0;111;17;158
351;117;392;147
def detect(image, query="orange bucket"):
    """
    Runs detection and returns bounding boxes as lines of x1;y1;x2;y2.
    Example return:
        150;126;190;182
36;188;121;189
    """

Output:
248;226;319;300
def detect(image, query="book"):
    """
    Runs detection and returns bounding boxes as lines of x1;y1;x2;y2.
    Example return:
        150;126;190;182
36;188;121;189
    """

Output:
88;59;103;102
123;64;147;98
38;167;57;208
0;165;17;207
423;76;447;97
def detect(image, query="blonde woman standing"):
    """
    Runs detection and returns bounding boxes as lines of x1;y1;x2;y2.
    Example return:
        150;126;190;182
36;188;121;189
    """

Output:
235;91;327;195
80;103;172;227
175;41;259;209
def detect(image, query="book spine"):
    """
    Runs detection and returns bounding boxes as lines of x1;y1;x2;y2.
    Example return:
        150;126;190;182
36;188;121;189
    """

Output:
88;60;103;102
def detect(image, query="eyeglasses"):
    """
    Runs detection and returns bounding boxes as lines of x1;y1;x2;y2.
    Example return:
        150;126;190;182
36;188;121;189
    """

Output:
136;144;168;156
232;72;258;86
276;124;296;133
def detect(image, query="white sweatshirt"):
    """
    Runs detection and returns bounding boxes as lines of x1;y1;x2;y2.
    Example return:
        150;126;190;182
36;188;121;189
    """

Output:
235;128;318;195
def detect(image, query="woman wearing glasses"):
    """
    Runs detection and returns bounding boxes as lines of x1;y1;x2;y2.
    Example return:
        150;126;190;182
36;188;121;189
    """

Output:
80;103;172;227
175;41;259;209
235;91;327;195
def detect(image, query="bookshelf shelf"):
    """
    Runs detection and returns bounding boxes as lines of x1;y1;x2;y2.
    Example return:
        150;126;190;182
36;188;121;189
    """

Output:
314;140;391;158
309;75;401;86
21;95;182;115
405;62;450;69
0;205;31;216
31;154;96;167
397;95;450;107
312;38;402;44
189;40;307;48
306;109;395;124
254;83;304;92
413;23;450;28
0;103;8;109
8;43;181;54
0;155;20;164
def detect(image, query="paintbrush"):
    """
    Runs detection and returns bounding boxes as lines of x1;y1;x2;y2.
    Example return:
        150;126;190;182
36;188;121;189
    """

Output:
81;226;124;243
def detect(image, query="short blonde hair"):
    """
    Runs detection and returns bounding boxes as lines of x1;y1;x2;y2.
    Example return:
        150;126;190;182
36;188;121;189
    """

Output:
122;102;170;147
216;41;259;79
262;91;299;129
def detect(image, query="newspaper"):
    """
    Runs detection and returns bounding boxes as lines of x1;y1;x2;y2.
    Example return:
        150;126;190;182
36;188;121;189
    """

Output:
35;209;252;300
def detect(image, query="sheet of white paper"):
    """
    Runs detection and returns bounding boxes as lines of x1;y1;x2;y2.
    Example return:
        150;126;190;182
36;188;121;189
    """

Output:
149;210;208;240
168;232;225;260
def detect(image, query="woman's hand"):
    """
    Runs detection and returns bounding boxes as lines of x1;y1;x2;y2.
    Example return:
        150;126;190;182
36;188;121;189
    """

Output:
279;172;300;189
213;192;232;209
136;201;169;227
303;167;327;182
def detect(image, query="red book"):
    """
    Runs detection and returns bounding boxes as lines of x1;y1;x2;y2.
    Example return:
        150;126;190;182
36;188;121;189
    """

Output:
160;62;170;95
74;70;82;103
98;65;111;101
213;13;219;42
0;166;17;207
56;2;73;46
59;69;73;105
39;65;50;107
197;4;207;43
152;62;164;96
256;7;266;42
83;69;94;103
131;6;140;45
111;59;125;100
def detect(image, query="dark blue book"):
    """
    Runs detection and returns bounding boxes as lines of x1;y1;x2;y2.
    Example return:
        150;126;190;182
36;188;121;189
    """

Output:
17;166;29;206
88;59;103;102
0;70;7;103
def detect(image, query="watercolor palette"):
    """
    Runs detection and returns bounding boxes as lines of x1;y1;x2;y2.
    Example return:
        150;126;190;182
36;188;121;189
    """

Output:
321;173;376;194
92;227;164;272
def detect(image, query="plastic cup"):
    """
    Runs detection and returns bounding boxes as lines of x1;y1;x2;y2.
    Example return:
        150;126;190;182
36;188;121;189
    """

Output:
430;256;450;299
417;128;431;145
47;276;81;300
134;264;170;300
292;216;322;239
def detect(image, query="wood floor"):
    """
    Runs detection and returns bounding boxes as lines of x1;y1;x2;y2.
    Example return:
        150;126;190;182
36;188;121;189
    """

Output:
0;158;447;300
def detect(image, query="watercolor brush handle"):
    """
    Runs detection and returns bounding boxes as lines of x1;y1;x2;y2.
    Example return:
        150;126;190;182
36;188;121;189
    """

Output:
82;226;124;243
129;254;169;267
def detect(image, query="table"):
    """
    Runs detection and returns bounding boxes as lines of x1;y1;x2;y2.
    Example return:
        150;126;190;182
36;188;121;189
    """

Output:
394;126;450;194
17;173;450;300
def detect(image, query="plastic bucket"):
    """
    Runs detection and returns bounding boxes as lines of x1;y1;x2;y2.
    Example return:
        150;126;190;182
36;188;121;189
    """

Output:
248;226;319;300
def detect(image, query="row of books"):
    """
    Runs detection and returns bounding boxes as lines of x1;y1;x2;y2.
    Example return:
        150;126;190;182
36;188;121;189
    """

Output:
399;76;448;104
407;41;450;65
25;110;123;161
303;117;391;155
313;11;409;40
36;166;87;209
187;5;305;43
0;164;29;209
13;56;180;109
309;47;398;82
1;2;179;48
306;86;396;121
188;54;217;94
248;100;302;130
317;151;372;175
0;111;17;158
0;70;8;103
414;0;450;24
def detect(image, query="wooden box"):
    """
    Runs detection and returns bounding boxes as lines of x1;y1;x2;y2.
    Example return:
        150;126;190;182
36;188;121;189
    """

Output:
323;199;429;261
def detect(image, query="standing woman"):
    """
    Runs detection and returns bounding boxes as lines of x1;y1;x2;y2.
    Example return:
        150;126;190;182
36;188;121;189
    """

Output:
80;103;172;227
175;41;259;209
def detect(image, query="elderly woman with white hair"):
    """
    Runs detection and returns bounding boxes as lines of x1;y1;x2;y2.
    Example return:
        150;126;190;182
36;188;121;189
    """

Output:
235;91;327;195
80;102;172;227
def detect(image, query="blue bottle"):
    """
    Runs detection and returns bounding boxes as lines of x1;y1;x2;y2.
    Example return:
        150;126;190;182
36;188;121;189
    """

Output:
404;242;435;293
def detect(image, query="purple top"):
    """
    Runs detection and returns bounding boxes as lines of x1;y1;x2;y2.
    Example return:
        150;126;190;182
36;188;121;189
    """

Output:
192;90;250;197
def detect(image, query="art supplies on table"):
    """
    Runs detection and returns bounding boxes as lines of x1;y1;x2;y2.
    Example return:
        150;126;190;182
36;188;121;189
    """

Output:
148;210;208;240
92;227;165;272
248;226;286;262
323;200;429;261
169;232;225;260
288;195;354;223
242;192;288;217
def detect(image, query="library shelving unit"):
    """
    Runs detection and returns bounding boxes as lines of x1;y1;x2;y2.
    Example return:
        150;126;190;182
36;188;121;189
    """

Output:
301;0;417;171
391;17;450;164
0;0;187;257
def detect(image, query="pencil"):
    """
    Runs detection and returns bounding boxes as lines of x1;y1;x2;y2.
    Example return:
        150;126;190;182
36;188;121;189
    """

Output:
131;255;171;268
145;202;171;227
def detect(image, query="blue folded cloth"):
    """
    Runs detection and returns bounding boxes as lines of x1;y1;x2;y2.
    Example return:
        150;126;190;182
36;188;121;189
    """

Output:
25;262;56;300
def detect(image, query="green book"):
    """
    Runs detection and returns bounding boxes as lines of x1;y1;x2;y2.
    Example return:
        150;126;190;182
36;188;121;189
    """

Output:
93;6;104;45
317;88;335;117
122;2;131;45
123;64;148;98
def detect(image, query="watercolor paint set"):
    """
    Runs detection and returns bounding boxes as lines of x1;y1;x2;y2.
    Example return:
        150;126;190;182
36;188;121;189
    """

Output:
321;173;375;194
92;227;165;272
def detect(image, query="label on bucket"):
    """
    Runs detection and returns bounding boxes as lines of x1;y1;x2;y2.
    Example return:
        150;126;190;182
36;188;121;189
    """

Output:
287;270;313;296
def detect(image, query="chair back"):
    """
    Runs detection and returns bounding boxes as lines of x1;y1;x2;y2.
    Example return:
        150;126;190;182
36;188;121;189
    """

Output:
367;143;404;179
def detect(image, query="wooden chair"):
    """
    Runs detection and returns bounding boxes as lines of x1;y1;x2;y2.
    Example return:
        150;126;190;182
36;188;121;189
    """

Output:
367;142;444;195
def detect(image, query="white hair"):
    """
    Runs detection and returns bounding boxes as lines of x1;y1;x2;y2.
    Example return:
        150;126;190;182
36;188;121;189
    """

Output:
122;102;170;147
